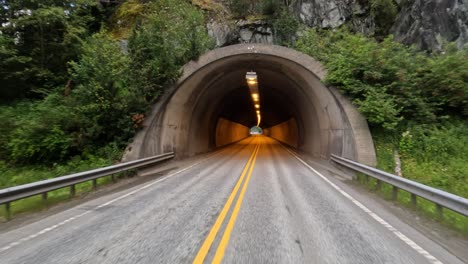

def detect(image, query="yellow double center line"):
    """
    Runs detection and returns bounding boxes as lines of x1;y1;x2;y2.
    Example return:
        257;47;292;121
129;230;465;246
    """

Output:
193;141;261;264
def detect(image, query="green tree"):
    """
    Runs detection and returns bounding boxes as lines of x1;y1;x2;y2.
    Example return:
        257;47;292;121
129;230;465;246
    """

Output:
0;34;32;102
69;32;135;148
0;0;103;100
423;45;468;116
128;0;213;103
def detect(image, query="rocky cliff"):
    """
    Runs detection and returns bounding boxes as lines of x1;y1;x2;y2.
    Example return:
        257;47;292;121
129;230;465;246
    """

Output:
200;0;468;51
391;0;468;50
292;0;375;35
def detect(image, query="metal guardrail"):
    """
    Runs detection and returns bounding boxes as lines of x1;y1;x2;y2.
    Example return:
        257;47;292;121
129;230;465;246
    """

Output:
331;154;468;217
0;152;175;220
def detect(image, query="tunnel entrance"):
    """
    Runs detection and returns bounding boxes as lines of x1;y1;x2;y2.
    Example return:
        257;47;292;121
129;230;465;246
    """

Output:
123;44;376;166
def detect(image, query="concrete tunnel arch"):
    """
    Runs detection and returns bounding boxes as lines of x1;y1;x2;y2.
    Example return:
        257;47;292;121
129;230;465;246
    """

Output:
123;44;376;166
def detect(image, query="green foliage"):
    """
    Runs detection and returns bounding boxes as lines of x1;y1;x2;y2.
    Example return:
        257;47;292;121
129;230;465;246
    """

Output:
272;8;299;47
69;32;137;148
0;97;75;163
423;44;468;115
229;0;251;18
0;0;212;167
373;120;468;198
229;0;284;18
354;89;402;130
261;0;280;15
370;0;398;37
0;0;106;101
0;34;32;101
128;0;213;103
372;126;468;232
296;28;468;130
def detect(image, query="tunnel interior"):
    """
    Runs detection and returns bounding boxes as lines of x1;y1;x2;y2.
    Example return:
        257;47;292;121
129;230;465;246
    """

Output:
194;66;305;149
124;45;376;166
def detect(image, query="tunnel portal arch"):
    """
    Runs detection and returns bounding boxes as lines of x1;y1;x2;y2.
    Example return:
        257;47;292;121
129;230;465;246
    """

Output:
123;44;376;166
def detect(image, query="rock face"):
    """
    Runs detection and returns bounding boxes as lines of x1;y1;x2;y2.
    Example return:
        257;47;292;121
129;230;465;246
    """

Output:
204;0;468;50
207;20;237;47
207;19;274;47
391;0;468;50
292;0;375;35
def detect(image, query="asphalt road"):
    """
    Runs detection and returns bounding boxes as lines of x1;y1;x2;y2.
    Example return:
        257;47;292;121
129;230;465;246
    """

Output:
0;136;464;264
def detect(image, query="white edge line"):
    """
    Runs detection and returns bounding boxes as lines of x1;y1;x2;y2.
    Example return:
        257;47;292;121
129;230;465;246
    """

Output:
0;152;219;254
283;147;443;264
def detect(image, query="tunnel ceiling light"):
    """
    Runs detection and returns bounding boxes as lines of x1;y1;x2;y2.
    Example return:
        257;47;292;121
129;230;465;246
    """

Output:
247;71;261;127
246;71;257;82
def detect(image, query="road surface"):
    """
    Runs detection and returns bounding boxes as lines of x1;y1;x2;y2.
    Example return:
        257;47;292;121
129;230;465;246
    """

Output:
0;136;463;263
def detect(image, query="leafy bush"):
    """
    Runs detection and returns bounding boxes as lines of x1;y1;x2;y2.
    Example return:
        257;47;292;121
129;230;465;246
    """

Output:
69;32;137;148
0;97;75;163
296;28;468;130
397;120;468;196
229;0;251;18
372;119;468;198
273;8;299;47
128;0;213;103
370;0;398;37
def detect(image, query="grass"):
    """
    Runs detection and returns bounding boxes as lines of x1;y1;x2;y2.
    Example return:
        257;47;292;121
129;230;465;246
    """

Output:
355;174;468;234
368;129;468;235
0;175;123;221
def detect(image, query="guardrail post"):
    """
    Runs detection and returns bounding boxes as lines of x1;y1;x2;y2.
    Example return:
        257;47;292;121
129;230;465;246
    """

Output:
4;202;11;221
42;192;48;208
375;180;382;191
392;186;398;201
111;174;116;183
92;179;97;191
70;185;76;198
436;204;443;219
411;194;417;208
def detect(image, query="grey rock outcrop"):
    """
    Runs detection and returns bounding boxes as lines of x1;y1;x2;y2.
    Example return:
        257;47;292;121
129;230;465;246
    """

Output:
292;0;375;35
204;0;468;51
391;0;468;51
207;20;238;47
237;20;274;44
207;19;274;47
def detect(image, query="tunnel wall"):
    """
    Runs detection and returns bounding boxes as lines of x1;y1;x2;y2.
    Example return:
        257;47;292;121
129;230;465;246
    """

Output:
264;118;298;148
122;44;377;166
215;118;250;147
